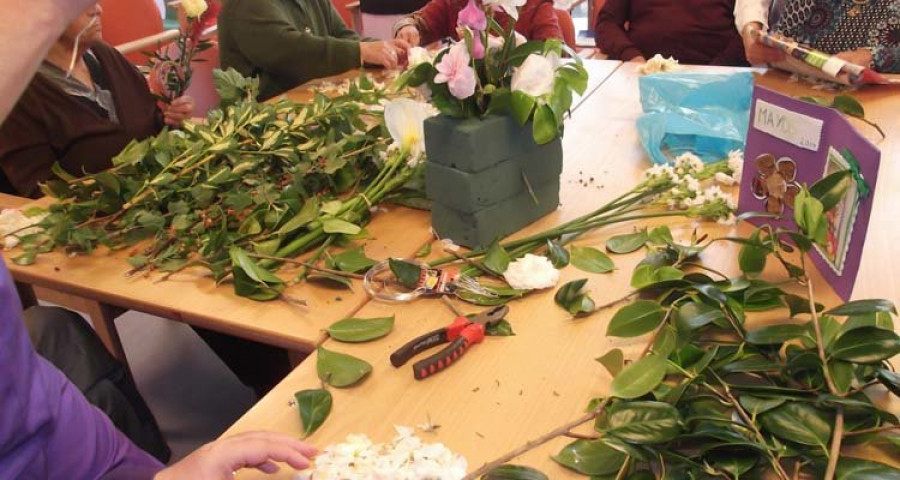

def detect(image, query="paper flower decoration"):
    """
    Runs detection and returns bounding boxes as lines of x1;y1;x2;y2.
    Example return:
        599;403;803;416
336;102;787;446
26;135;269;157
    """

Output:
751;154;801;214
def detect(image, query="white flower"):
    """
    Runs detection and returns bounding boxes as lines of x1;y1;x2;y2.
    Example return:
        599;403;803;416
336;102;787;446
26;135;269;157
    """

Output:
300;426;468;480
181;0;208;18
503;254;560;290
483;0;526;20
510;54;555;98
674;152;703;175
0;209;46;249
714;172;736;186
384;98;434;162
440;238;460;253
407;47;433;69
637;54;681;75
727;149;744;181
717;213;737;226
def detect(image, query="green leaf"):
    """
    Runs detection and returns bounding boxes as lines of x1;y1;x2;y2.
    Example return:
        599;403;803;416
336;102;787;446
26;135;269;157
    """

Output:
835;457;900;480
327;316;394;342
553;440;627;476
532;104;558;145
759;402;831;451
793;189;828;246
389;258;421;289
229;247;284;285
486;319;516;336
842;312;895;332
784;294;824;317
830;359;854;395
647;226;673;245
554;279;595;317
295;388;332;438
321;217;361;235
745;323;807;345
675;301;725;332
12;250;37;266
316;345;372;388
482;465;548;480
415;242;432;258
483;240;511;275
276;198;319;235
601;401;682;444
630;264;655;289
829;326;900;363
546;240;569;268
738;395;786;416
832;95;865;118
330;247;377;273
306;272;353;289
570;246;614;274
809;169;852;212
607;300;666;338
652;325;677;358
596;349;624;377
606;230;648;254
510;91;536;125
826;299;898;316
611;354;667;399
876;369;900;398
738;230;768;275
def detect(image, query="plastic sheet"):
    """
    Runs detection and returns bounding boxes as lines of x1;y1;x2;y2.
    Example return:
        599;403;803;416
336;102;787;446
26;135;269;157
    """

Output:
637;72;754;164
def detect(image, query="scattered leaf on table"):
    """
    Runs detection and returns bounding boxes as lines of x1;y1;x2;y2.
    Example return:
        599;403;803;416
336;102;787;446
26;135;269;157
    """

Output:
570;246;614;274
307;272;353;289
295;388;332;438
546;240;569;268
415;242;432;258
485;319;515;336
606;230;648;254
554;279;595;317
611;353;667;399
483;239;511;275
276;198;319;235
316;345;372;388
553;439;627;475
321;217;362;235
828;326;900;364
329;246;377;273
229;247;284;285
607;300;666;338
595;348;624;377
832;95;865;118
327;316;395;342
389;258;422;289
758;402;831;453
600;401;682;444
482;464;548;480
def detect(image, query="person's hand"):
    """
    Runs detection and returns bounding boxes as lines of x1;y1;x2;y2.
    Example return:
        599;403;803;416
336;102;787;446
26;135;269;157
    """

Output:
360;39;411;70
154;431;317;480
629;56;647;63
395;25;420;47
741;22;786;65
836;48;874;68
162;95;195;126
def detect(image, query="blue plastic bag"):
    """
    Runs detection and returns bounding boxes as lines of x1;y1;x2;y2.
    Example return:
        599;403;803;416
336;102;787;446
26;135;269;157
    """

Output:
637;72;753;165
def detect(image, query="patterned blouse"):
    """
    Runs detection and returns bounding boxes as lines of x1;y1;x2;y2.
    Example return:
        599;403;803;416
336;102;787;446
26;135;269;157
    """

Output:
770;0;900;72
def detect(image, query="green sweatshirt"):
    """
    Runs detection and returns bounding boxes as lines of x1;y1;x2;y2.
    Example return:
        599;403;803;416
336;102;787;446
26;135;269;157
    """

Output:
219;0;362;100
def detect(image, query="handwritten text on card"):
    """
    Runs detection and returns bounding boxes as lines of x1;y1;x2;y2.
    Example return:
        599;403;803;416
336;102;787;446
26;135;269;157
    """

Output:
753;99;823;151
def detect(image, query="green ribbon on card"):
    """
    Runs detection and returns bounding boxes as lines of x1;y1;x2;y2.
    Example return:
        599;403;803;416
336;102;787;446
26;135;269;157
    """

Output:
841;148;871;201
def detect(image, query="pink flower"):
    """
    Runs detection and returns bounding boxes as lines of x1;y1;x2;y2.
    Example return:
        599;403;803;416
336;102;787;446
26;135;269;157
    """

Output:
471;30;485;59
457;0;487;31
434;43;477;100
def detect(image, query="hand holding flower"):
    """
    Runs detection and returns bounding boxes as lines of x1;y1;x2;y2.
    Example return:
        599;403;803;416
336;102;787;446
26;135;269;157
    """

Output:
162;95;196;126
395;25;421;46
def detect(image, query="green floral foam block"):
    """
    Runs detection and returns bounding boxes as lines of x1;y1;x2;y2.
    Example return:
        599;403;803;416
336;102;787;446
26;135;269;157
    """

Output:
424;115;548;173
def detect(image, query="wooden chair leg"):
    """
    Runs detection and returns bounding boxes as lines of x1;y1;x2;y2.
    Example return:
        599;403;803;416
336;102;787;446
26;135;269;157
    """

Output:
82;301;129;367
15;281;38;309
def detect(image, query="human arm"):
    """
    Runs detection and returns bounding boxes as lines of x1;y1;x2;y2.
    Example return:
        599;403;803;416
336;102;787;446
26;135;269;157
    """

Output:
518;0;562;42
162;96;195;127
593;0;643;61
154;432;317;480
0;0;100;122
734;0;784;65
397;0;457;46
322;0;362;40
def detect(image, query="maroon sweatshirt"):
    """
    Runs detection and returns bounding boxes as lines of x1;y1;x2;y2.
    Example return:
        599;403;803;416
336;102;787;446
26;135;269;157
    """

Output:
594;0;748;66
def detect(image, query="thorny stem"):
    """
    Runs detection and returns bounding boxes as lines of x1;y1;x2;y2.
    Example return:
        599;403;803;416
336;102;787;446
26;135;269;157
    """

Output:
843;424;900;437
594;291;638;312
562;431;600;440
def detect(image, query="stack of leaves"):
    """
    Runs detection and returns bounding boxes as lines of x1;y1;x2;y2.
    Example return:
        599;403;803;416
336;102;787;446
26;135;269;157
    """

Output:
15;70;425;300
544;171;900;479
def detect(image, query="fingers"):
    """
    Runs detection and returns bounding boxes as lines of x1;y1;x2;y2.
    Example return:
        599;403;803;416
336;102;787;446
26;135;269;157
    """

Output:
162;96;195;126
381;43;399;69
229;431;319;459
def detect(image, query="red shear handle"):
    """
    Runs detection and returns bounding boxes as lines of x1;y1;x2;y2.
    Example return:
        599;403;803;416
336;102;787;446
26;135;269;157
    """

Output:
412;326;485;380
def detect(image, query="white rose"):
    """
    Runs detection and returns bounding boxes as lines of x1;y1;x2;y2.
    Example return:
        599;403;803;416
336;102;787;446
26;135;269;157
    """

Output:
0;209;46;249
406;46;432;68
482;0;526;20
181;0;208;18
638;54;680;75
511;54;555;98
503;254;560;290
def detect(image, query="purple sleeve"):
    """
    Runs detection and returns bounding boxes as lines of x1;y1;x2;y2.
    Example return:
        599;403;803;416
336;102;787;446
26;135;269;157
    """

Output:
0;260;164;480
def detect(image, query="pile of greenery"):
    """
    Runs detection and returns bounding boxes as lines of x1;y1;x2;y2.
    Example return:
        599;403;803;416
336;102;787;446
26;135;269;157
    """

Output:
14;70;425;300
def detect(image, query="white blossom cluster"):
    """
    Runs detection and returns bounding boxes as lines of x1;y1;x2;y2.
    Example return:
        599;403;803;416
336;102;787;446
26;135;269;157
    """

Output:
296;426;467;480
503;253;560;290
642;151;744;225
637;54;681;75
0;209;46;249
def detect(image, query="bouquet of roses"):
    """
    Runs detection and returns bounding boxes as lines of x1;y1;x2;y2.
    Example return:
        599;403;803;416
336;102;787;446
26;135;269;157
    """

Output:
148;0;220;104
395;0;588;144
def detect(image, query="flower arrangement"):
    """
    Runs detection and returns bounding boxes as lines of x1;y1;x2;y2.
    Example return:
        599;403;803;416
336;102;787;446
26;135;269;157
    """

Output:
396;0;588;144
147;0;219;104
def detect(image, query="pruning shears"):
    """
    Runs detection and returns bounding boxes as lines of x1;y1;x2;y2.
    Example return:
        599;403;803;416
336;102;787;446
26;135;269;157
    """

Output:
390;304;509;380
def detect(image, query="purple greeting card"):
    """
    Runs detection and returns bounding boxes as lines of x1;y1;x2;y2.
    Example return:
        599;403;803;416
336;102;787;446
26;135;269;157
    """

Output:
738;86;881;300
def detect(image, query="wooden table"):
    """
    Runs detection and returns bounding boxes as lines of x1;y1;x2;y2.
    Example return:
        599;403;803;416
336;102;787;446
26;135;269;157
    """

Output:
224;64;900;478
0;60;622;363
